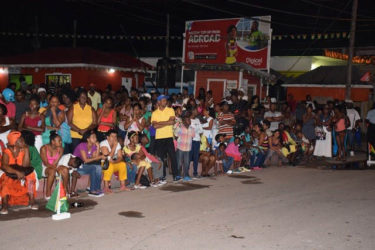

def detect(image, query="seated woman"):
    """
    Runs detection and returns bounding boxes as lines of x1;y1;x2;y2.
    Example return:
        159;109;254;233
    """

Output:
18;95;45;152
139;134;164;186
264;130;288;167
40;131;67;199
0;131;37;214
250;123;269;170
21;130;43;180
123;131;153;189
71;130;105;197
199;134;216;177
100;129;129;193
225;137;242;170
0;103;13;145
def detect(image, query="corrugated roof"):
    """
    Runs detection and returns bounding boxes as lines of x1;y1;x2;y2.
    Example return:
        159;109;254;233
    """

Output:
286;65;366;85
0;47;153;70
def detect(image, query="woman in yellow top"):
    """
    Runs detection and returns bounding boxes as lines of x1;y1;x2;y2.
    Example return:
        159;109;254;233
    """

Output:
67;90;97;152
123;131;153;189
225;25;238;65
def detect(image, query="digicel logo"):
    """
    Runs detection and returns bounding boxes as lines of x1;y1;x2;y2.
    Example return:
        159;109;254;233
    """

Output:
246;57;263;66
188;34;221;43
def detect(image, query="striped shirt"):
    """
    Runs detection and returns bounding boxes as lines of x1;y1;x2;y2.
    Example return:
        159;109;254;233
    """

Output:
175;125;195;151
217;112;235;138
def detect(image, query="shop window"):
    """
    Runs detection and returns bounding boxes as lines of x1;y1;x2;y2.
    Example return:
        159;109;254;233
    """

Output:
45;74;71;86
9;74;32;90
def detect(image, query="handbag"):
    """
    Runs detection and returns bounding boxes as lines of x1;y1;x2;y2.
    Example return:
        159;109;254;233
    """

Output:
101;158;110;170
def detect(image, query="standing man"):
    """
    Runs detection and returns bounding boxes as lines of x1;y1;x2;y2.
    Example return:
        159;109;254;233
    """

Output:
88;83;101;110
264;103;283;132
346;100;361;152
151;95;180;181
14;90;28;125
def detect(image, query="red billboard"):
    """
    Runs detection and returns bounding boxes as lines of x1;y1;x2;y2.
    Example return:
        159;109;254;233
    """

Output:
184;16;271;70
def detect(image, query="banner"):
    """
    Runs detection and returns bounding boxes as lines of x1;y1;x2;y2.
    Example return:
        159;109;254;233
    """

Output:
184;16;271;70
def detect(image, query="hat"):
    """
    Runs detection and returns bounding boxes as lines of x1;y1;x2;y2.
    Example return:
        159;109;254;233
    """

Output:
270;97;277;103
141;93;151;99
238;88;245;93
7;131;21;146
157;95;169;101
2;88;14;102
37;88;46;93
345;99;353;103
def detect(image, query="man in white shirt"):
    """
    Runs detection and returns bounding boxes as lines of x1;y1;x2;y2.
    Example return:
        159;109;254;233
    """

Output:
190;107;203;178
88;83;101;110
346;100;361;151
264;103;283;132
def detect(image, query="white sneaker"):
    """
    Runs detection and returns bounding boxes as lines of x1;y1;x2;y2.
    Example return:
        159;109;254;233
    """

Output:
226;170;233;175
134;185;147;189
151;183;159;188
157;181;166;187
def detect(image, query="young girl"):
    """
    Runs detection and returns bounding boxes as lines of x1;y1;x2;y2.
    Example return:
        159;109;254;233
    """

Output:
18;95;45;152
215;143;233;174
333;106;347;161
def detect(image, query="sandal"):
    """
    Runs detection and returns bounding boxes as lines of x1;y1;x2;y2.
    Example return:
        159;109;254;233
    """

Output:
28;205;39;210
0;209;8;215
69;192;79;198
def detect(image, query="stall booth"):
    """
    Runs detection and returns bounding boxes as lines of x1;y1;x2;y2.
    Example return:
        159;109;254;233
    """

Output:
0;47;153;91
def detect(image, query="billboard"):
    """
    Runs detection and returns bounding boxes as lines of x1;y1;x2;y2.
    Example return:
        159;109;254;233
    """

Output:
184;16;271;70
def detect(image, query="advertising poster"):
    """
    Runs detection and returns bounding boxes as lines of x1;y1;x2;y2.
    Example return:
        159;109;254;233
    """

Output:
184;16;271;70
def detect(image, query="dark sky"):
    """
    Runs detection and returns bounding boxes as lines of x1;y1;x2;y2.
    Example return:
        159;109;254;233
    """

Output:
0;0;374;57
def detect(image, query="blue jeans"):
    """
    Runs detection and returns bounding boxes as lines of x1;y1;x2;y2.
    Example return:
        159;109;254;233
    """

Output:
222;157;234;172
77;164;102;192
189;141;201;176
177;149;190;177
127;163;137;185
250;151;267;167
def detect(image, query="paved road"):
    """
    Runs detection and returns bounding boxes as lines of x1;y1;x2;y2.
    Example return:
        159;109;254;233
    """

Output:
1;167;375;250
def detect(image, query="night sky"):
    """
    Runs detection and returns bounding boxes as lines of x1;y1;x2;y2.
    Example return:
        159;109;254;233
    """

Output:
0;0;374;57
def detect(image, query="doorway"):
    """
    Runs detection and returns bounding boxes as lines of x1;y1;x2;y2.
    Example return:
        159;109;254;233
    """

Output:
207;79;226;104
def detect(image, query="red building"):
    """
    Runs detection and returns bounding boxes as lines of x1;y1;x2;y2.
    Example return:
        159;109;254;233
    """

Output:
0;47;153;91
187;63;272;104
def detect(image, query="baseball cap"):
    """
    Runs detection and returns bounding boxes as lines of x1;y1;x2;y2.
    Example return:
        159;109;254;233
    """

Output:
157;95;169;101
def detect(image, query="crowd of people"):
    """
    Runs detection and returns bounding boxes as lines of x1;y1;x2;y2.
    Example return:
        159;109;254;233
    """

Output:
0;82;366;215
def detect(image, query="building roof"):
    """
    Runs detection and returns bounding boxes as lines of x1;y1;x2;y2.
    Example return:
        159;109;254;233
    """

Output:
0;47;153;71
285;65;366;85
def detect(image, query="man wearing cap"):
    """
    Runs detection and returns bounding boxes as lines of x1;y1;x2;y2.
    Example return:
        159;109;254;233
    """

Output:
88;83;101;110
0;88;16;120
37;88;48;108
151;95;180;181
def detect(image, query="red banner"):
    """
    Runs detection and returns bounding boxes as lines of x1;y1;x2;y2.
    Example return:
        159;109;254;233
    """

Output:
184;17;271;70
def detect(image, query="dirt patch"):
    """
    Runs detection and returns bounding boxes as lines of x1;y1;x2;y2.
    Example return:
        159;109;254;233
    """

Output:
228;174;256;179
118;211;144;218
0;199;98;221
241;179;263;184
160;183;210;192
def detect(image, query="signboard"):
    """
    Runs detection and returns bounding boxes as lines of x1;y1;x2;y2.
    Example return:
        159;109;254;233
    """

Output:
184;16;271;70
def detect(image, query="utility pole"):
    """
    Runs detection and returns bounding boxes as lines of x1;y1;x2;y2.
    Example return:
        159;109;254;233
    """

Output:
166;13;170;58
73;20;77;48
346;0;358;99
